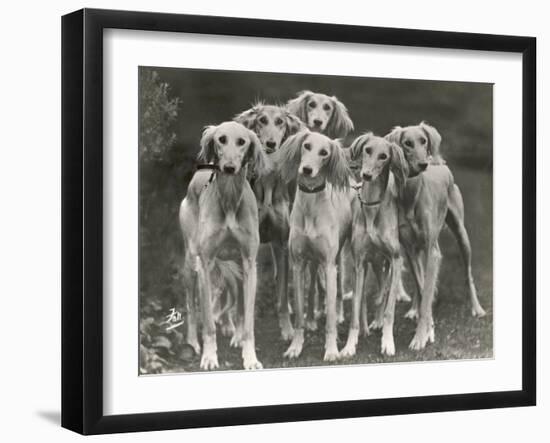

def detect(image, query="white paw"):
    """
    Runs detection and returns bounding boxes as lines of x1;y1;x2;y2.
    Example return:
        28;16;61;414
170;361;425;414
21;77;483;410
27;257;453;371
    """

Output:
242;344;263;370
220;323;235;337
230;329;243;348
284;331;304;359
381;335;395;356
369;318;384;330
472;305;487;318
397;291;412;303
200;350;219;370
340;344;356;358
279;315;295;341
404;308;419;320
324;347;340;362
305;318;318;332
409;327;429;351
342;291;353;301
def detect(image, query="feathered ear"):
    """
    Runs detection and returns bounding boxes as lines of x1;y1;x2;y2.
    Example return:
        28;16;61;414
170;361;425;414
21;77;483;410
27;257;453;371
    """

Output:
276;129;310;184
420;121;443;163
284;112;304;138
385;126;403;146
389;142;409;197
325;139;351;191
246;129;272;177
286;90;312;122
198;125;218;163
234;106;259;130
349;132;373;160
326;96;354;139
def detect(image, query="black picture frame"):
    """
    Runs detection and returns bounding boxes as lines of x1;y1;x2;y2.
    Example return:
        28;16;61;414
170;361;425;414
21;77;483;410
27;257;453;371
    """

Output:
61;8;536;435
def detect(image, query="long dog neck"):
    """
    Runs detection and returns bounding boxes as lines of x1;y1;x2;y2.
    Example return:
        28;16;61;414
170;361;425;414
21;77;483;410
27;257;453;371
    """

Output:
213;168;247;215
359;166;389;226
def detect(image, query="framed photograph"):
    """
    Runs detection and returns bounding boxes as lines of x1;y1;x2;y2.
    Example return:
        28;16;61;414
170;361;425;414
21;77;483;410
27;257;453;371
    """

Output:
62;8;536;435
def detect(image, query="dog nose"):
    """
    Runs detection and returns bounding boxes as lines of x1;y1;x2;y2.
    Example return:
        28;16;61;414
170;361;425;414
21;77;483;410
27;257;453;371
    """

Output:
265;141;276;150
223;165;236;174
302;166;313;176
313;119;323;127
419;162;428;171
362;172;372;181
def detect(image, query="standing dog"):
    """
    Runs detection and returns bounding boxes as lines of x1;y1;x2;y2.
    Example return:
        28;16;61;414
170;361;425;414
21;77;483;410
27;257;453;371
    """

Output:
179;121;269;370
341;133;408;357
234;103;303;340
276;129;352;361
386;122;486;350
286;91;355;326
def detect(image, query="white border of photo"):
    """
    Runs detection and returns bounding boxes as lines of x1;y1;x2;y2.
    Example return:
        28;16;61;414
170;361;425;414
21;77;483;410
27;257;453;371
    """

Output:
103;29;522;416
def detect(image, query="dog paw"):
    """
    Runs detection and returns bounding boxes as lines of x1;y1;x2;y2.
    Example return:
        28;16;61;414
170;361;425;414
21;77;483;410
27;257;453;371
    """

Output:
340;344;356;358
283;330;304;359
305;318;318;332
342;291;353;301
200;352;219;370
471;305;487;318
242;345;263;370
404;308;419;320
220;323;235;337
323;347;340;362
187;340;201;356
279;316;295;341
397;291;412;303
230;329;243;348
381;335;395;356
409;329;429;351
369;318;384;330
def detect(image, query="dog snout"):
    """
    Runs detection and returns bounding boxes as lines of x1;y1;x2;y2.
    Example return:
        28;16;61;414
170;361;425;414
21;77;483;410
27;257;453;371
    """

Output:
419;162;428;171
301;166;313;176
223;165;236;174
313;119;323;128
362;172;373;181
265;140;276;151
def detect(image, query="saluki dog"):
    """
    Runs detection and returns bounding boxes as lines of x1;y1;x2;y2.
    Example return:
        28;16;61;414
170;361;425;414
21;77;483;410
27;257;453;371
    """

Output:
286;90;355;327
179;121;269;370
234;103;302;340
386;122;486;350
341;133;408;357
276;128;352;361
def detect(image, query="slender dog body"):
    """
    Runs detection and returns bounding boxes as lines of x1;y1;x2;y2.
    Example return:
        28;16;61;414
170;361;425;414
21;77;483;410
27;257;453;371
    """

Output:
341;133;408;357
179;121;268;370
277;129;352;361
386;122;486;350
234;103;302;340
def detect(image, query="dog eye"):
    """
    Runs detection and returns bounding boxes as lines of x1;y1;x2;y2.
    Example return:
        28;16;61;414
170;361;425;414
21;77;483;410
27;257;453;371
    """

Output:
379;153;388;160
365;147;372;155
323;103;331;111
275;117;283;125
419;137;427;145
308;101;317;109
259;116;268;125
236;138;246;146
218;135;227;144
404;140;412;148
319;149;328;156
304;143;311;151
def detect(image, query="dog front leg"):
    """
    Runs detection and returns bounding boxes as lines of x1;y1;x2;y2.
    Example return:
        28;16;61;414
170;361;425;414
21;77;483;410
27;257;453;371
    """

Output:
341;260;365;358
273;241;293;340
324;262;340;362
196;256;218;370
284;258;306;358
306;262;319;331
241;256;262;370
381;255;402;356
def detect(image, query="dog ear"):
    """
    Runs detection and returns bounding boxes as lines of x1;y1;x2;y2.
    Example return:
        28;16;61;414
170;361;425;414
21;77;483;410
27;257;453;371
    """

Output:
389;142;409;198
385;126;403;146
234;106;259;130
284;112;304;138
246;129;272;177
286;90;312;122
349;132;373;160
326;96;354;139
420;121;443;163
276;129;310;184
325;139;351;191
198;125;218;163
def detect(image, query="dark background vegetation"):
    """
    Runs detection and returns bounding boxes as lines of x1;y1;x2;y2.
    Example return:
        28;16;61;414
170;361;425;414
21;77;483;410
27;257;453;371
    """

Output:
139;66;493;374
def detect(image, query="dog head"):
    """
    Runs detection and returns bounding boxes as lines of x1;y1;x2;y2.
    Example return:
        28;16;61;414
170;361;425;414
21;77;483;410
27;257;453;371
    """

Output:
350;132;408;195
198;121;269;176
385;121;442;176
277;129;350;191
286;90;354;139
234;103;303;154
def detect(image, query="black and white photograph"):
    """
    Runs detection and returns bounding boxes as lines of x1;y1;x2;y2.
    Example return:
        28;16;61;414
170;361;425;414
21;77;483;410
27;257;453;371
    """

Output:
138;66;493;373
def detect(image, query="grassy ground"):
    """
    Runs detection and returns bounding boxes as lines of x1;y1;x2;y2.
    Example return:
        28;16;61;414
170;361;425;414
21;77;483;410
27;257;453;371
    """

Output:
140;165;493;374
